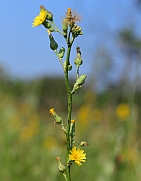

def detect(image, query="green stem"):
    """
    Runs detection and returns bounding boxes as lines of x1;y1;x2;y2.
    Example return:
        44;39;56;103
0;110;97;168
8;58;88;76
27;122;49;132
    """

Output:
63;173;68;181
54;51;64;69
64;44;72;181
51;21;64;36
76;66;79;79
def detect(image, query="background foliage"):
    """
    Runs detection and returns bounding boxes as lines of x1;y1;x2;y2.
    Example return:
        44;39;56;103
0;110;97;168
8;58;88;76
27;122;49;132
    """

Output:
0;69;141;181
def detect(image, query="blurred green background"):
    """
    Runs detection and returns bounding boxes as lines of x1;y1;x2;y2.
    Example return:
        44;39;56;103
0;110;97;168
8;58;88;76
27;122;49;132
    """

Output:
0;66;141;181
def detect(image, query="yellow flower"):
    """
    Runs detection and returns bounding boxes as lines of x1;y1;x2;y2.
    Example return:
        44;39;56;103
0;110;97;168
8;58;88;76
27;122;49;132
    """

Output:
32;9;47;27
116;103;130;120
49;108;55;114
43;136;57;149
69;146;86;166
71;119;76;123
91;108;102;121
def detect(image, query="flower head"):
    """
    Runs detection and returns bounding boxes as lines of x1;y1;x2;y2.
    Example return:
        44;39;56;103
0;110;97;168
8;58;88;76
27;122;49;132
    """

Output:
63;8;81;28
56;157;66;173
69;146;86;166
49;108;55;114
116;103;130;120
71;119;76;123
49;108;62;124
32;9;47;27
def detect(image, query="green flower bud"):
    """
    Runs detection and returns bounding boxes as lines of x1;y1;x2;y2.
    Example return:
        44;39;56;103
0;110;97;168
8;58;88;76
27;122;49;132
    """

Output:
68;65;72;71
47;11;53;21
43;21;52;29
72;24;83;37
56;157;66;173
63;61;72;71
49;27;54;32
47;30;58;51
53;114;62;125
71;74;87;94
80;141;89;147
74;47;83;67
58;47;65;59
62;19;68;37
49;108;62;125
69;119;75;137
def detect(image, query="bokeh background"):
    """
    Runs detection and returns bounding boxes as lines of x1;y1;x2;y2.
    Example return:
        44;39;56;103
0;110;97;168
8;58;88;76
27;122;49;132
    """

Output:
0;0;141;180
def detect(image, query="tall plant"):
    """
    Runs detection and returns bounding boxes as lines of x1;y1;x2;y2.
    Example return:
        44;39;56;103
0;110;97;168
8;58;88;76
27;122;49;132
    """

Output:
32;6;88;181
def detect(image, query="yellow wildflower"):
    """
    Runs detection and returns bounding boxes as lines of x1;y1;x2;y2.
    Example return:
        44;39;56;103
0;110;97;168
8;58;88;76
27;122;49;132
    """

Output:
116;103;130;120
69;146;86;166
43;136;57;149
32;9;47;27
49;108;55;114
91;108;102;121
71;119;76;123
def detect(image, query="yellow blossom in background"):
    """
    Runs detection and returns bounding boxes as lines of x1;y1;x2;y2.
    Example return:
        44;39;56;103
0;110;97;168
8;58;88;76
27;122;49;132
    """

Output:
43;136;57;149
18;103;33;116
84;91;96;103
91;108;102;122
32;9;47;27
77;105;91;126
69;146;86;166
20;119;39;143
127;147;138;164
116;103;130;120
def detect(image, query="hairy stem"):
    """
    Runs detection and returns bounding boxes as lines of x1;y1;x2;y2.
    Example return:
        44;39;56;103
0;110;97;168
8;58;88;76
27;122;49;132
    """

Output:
64;44;72;181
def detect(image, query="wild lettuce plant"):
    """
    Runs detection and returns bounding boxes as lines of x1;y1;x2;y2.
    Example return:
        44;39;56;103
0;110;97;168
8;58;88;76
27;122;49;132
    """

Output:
32;6;88;181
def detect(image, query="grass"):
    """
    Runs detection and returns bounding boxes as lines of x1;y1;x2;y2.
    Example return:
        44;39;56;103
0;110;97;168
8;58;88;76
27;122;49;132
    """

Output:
0;77;141;181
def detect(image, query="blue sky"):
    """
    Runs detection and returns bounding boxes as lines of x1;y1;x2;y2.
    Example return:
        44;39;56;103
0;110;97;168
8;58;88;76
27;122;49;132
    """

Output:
0;0;140;80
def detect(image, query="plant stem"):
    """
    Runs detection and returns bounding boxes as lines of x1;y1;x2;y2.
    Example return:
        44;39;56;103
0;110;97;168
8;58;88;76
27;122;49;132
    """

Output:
51;21;64;36
64;44;72;181
63;173;68;181
54;51;64;69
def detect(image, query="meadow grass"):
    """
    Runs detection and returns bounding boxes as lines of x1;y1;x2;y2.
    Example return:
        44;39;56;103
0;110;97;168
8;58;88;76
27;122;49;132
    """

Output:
0;83;141;180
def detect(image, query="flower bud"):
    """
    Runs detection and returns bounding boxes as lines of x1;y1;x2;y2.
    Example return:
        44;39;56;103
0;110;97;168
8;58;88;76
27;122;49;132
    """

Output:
49;27;54;32
71;74;87;94
63;61;72;71
49;108;62;125
74;47;83;67
80;141;89;147
58;47;65;59
43;21;52;29
68;65;72;71
47;11;53;21
72;24;83;37
62;19;68;37
56;157;66;173
47;30;58;51
40;5;53;21
69;119;75;137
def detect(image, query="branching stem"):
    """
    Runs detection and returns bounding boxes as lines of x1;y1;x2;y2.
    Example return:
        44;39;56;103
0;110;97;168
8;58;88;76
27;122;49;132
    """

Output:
64;43;72;181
